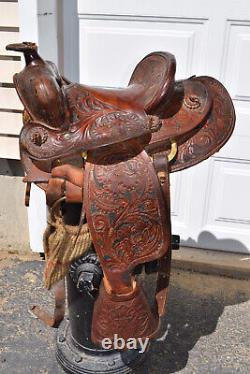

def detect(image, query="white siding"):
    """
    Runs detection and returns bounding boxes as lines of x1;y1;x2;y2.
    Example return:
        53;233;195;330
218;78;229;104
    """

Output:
0;0;22;160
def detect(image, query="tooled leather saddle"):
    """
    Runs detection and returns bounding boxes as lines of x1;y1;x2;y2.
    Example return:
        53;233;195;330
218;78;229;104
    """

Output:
7;42;235;346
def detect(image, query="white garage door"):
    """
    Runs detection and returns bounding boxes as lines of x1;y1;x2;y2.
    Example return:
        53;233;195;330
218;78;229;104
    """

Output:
70;0;250;253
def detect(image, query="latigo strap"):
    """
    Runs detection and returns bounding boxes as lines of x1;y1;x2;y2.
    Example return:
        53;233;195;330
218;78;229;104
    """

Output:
30;279;65;328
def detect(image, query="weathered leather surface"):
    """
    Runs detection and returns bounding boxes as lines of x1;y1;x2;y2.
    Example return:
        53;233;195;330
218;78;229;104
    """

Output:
170;76;235;172
19;112;151;162
92;282;159;345
11;52;69;129
146;76;235;173
147;79;212;149
129;51;176;112
84;141;169;293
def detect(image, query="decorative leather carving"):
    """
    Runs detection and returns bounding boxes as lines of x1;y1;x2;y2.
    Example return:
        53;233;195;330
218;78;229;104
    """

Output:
84;141;169;293
169;77;235;172
7;42;235;347
92;282;159;346
129;51;176;112
147;79;212;150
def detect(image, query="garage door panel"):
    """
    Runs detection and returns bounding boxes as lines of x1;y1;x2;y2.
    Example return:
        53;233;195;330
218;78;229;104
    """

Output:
222;20;250;100
79;17;209;86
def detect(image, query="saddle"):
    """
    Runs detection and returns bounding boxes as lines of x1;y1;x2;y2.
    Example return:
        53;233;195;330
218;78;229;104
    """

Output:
7;42;235;346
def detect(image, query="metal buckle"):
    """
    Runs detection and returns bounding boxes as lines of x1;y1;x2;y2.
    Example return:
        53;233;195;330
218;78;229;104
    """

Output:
168;139;177;162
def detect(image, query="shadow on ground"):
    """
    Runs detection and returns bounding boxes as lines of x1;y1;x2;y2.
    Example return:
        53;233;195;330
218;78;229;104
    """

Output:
0;257;249;374
148;270;250;374
182;230;249;254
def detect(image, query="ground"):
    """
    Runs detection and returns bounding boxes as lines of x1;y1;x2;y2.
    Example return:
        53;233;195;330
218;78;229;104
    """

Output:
0;252;249;374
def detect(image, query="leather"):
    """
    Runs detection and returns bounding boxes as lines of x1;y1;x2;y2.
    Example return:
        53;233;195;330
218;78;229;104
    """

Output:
46;165;84;206
152;153;172;318
146;76;235;173
84;141;169;295
29;279;65;328
92;282;159;346
7;42;235;345
148;79;212;147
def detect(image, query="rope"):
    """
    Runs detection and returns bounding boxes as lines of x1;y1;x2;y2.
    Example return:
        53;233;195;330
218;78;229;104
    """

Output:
43;200;92;289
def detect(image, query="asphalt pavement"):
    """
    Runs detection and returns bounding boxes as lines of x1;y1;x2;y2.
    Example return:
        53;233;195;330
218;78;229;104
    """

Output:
0;254;249;374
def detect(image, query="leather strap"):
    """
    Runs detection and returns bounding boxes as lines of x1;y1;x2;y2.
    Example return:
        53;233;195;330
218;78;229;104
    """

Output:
152;152;172;317
29;279;65;328
156;247;172;317
24;182;31;207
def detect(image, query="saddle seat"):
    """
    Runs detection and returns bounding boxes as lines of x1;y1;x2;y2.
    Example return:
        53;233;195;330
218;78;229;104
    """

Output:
64;51;213;154
6;43;235;181
77;51;176;113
